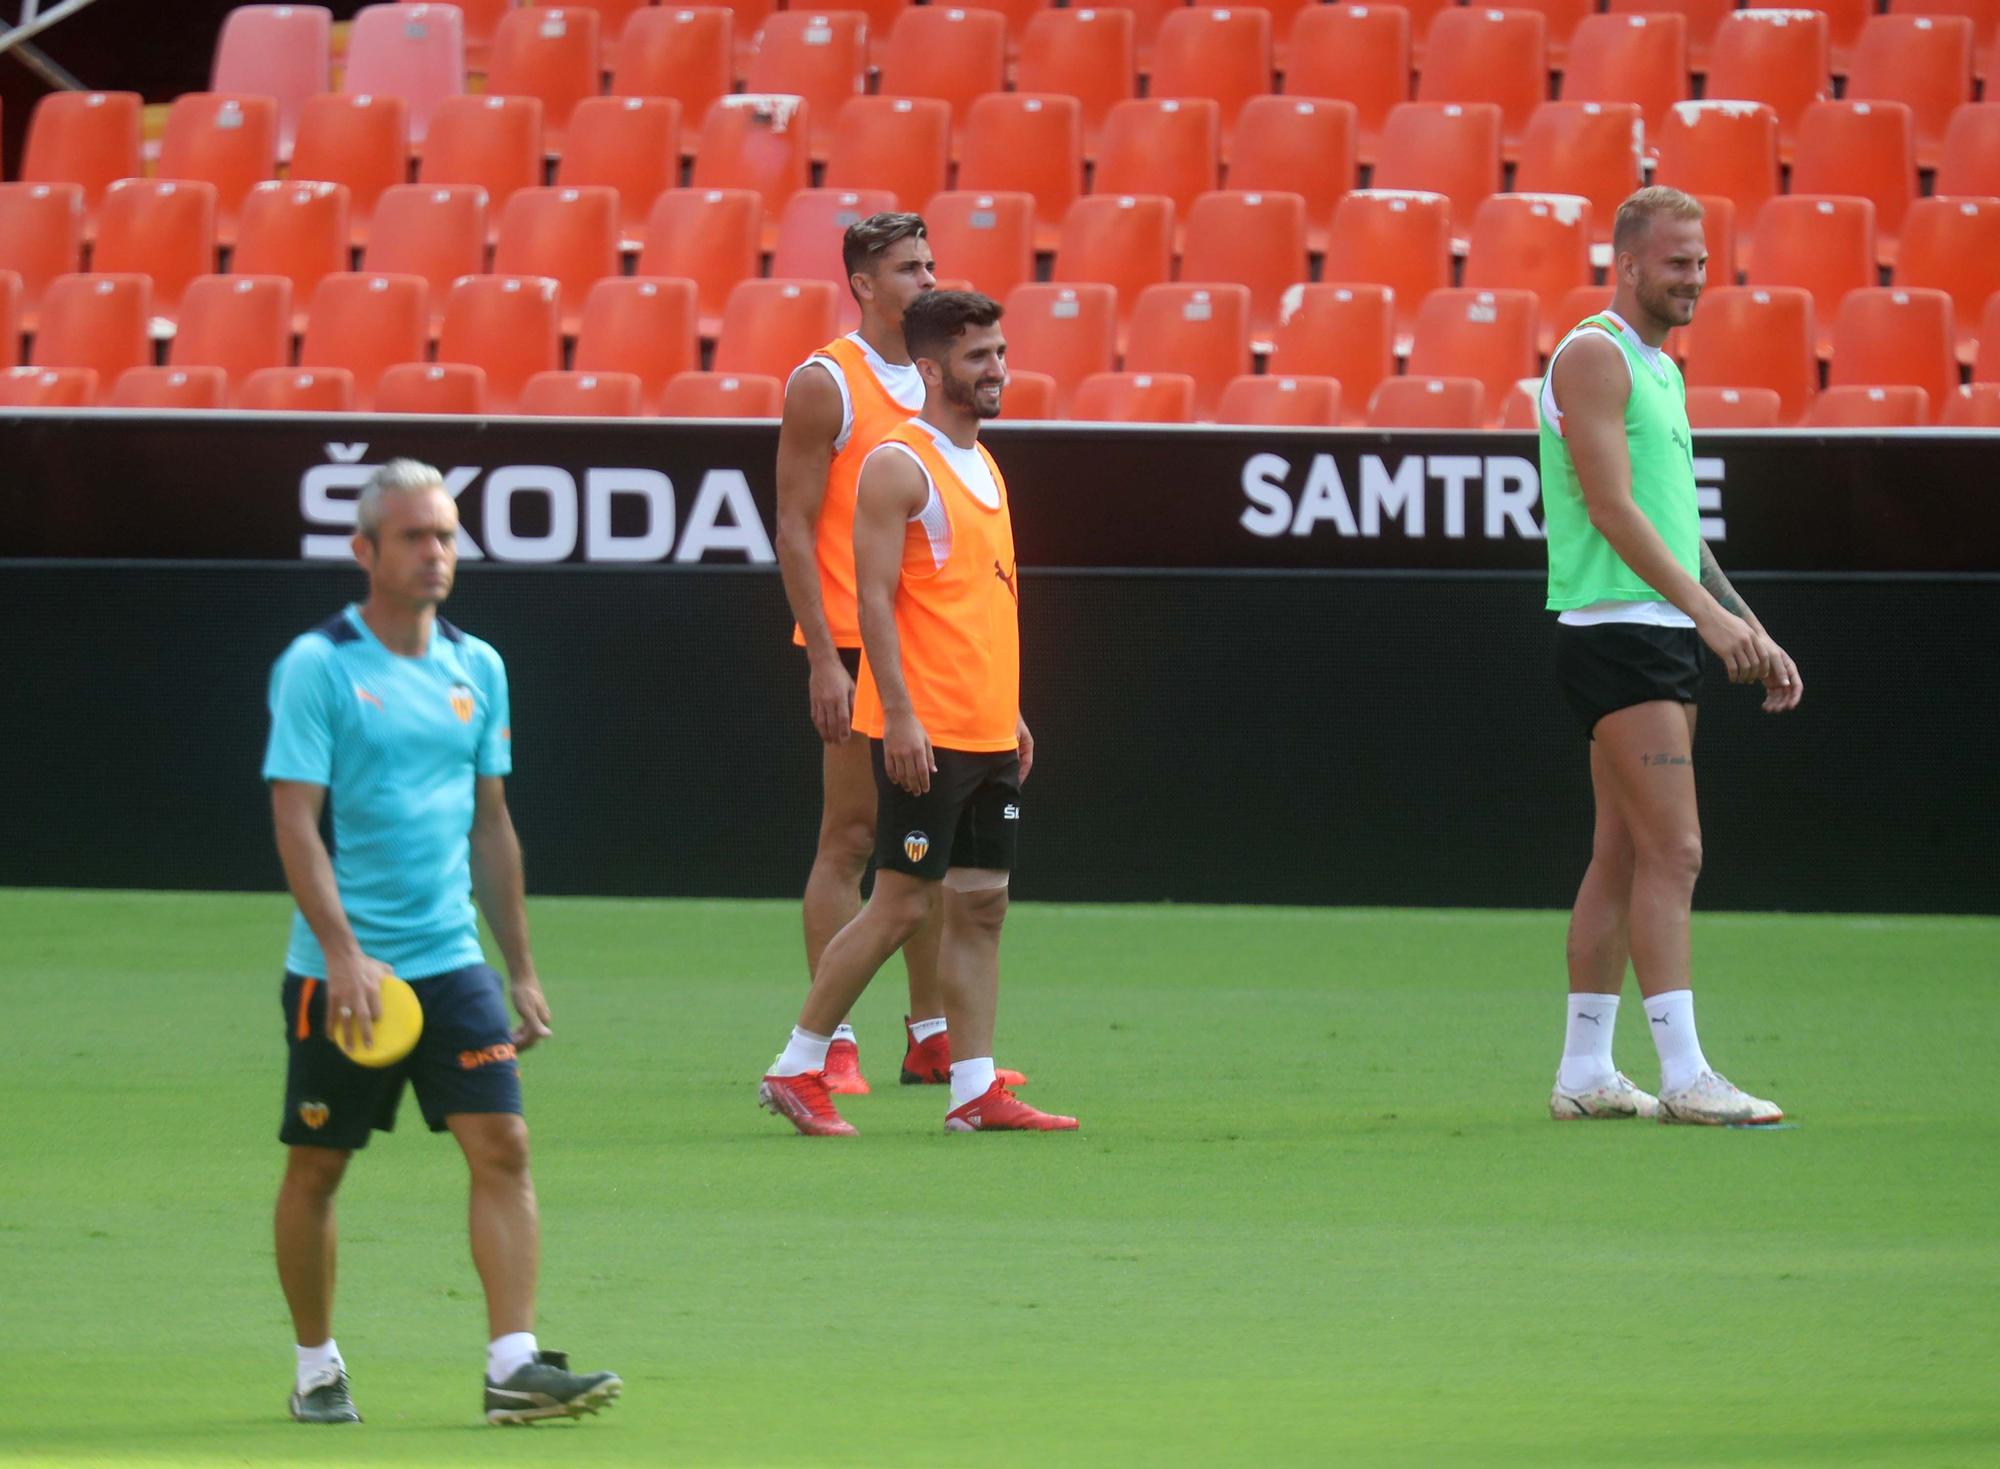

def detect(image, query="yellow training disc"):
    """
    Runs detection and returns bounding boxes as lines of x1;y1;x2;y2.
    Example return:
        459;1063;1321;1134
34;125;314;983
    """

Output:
333;973;424;1068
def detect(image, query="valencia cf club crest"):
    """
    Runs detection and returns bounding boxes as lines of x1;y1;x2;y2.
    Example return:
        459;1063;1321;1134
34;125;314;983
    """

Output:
298;1101;330;1131
903;831;930;864
449;683;476;722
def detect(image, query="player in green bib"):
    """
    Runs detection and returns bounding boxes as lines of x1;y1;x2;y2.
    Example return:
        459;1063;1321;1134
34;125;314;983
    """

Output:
1537;188;1804;1127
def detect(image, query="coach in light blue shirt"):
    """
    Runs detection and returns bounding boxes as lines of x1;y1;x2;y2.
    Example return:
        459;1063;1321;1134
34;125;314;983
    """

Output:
262;458;621;1429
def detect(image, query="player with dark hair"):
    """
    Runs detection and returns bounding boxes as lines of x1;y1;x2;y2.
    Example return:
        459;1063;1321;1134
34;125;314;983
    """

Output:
1538;187;1803;1126
760;291;1076;1137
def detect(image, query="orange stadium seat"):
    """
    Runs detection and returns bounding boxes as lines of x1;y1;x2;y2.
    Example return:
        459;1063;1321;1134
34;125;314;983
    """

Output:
1372;103;1503;246
770;188;900;332
1495;378;1541;429
922;191;1036;303
1367;375;1486;429
1898;197;2000;364
1847;15;1975;169
1016;8;1136;158
0;183;83;332
520;369;645;416
1893;0;2000;56
1805;383;1931;426
1322;190;1453;353
1226;97;1357;256
1940;381;2000;425
0;269;17;367
1561;13;1688;142
743;11;868;161
92;179;217;334
19;91;141;236
1977;294;2000;382
436;274;565;412
1514;102;1644;251
1606;0;1732;72
1513;0;1595;66
1681;285;1817;423
1150;7;1273;156
290;93;409;248
109;365;229;409
419;95;545;240
659;370;784;416
486;6;603;153
234;181;352;329
1266;282;1394;425
1790;101;1916;266
492;185;622;332
573;276;701;411
1936;103;2000;196
1684;385;1784;428
342;2;467;148
1653;102;1780;251
1214;372;1341;426
689;96;814;239
376;360;488;413
31;273;152;400
557;95;684;251
711;277;842;379
1407;288;1540;428
454;0;515;71
970;0;1055;66
613;7;733;153
1180;190;1309;351
956;93;1082;252
1121;0;1189;77
1552;284;1613;340
239;366;356;411
638;188;763;339
702;0;779;80
825;0;916;68
1705;9;1829;164
1693;194;1739;283
1001;282;1118;416
1465;193;1593;354
363;185;489;332
1828;287;1957;416
824;97;951;211
1399;0;1463;66
1124;282;1252;420
1052;194;1176;342
1000;367;1056;420
1416;9;1547;158
1804;0;1872;76
210;4;332;160
878;7;1007;134
1283;4;1409;169
1746;195;1877;358
576;0;652;69
0;365;98;406
300;272;431;409
1093;99;1221;226
156;92;277;246
1070;370;1196;423
168;274;292;388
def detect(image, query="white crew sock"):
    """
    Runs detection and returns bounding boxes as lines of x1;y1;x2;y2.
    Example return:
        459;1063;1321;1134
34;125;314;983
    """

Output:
770;1026;832;1077
487;1331;539;1383
831;1022;858;1044
1557;993;1621;1092
295;1338;343;1393
908;1016;948;1043
1644;989;1711;1094
950;1056;997;1108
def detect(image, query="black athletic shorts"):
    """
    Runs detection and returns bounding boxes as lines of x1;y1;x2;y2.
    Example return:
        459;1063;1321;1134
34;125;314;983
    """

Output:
836;646;860;679
871;742;1022;880
279;963;522;1150
1555;621;1703;736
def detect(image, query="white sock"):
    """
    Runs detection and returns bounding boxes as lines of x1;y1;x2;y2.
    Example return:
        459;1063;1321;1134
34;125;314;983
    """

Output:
770;1026;831;1077
831;1022;858;1044
295;1338;343;1393
487;1331;538;1383
909;1015;947;1043
1557;993;1621;1092
1644;989;1711;1094
950;1056;997;1108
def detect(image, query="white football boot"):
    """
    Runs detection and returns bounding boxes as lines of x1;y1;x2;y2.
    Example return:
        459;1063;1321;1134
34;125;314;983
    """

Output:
1550;1071;1661;1120
1658;1070;1784;1126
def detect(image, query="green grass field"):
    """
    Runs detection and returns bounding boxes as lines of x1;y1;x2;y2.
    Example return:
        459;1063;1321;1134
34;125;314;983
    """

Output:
3;889;1997;1468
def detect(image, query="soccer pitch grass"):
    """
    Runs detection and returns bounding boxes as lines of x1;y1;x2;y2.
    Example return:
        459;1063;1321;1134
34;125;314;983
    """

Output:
3;891;1997;1469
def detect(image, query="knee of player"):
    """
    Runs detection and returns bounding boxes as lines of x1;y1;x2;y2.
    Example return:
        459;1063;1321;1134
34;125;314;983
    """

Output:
461;1116;533;1178
818;813;876;868
284;1145;351;1196
944;872;1010;931
1638;831;1703;883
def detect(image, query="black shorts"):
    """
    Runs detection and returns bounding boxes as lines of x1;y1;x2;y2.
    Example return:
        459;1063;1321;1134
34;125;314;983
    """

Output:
871;742;1022;880
279;964;522;1150
1555;621;1703;736
836;646;860;679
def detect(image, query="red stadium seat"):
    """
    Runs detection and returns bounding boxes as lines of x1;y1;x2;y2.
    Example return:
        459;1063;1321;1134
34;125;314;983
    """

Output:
1001;281;1118;416
238;365;356;412
1681;285;1817;423
0;183;84;332
1828;287;1957;417
492;185;622;333
1266;282;1394;425
1400;0;1465;66
1790;101;1916;265
1939;381;2000;425
1561;13;1689;141
1552;285;1614;341
1745;195;1877;357
1494;377;1542;430
1283;4;1410;169
573;276;701;412
1226;97;1357;255
520;369;646;416
1093;99;1222;226
824;97;951;212
1977;293;2000;383
0;269;17;368
743;10;868;161
1891;0;2000;57
436;274;566;412
210;4;332;160
556;96;684;251
1684;385;1784;428
485;6;603;152
1899;197;2000;364
1417;9;1548;158
1071;370;1196;423
1513;0;1596;66
1653;102;1781;249
1121;0;1188;77
1366;375;1487;429
1847;15;1975;169
1805;383;1931;426
168;274;292;389
0;365;98;407
1052;194;1176;342
455;0;515;71
712;277;842;379
376;360;488;414
19;91;142;236
878;7;1007;133
157;92;277;246
614;7;733;153
1705;10;1829;165
1181;189;1309;351
956;92;1083;252
363;185;489;333
1937;103;2000;197
1016;8;1137;158
1514;102;1645;251
1606;0;1732;73
1693;194;1739;284
289;93;410;248
419;94;546;240
1000;367;1057;420
1214;372;1341;426
638;187;764;339
1150;7;1274;155
1407;288;1540;428
109;365;229;409
769;188;900;332
689;95;814;240
1322;190;1453;352
1817;0;1876;76
342;2;467;148
921;191;1036;303
234;180;352;329
1465;193;1594;354
92;179;217;334
300;272;431;409
1371;103;1504;246
659;369;786;417
1124;283;1253;420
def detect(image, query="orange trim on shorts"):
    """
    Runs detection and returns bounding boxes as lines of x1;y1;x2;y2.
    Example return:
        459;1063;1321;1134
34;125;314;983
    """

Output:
296;977;317;1040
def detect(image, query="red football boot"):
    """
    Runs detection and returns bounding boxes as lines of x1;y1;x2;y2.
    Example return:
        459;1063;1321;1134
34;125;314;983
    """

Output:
757;1071;859;1136
900;1017;1030;1088
944;1081;1077;1132
823;1035;870;1095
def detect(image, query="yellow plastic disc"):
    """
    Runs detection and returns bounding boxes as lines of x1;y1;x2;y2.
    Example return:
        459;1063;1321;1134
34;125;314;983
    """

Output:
333;972;424;1068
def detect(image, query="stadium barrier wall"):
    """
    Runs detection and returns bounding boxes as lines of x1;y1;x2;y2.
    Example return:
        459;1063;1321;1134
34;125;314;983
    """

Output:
3;413;1996;915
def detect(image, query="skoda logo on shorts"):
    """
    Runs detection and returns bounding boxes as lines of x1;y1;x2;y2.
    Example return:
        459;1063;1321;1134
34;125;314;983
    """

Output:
903;831;930;864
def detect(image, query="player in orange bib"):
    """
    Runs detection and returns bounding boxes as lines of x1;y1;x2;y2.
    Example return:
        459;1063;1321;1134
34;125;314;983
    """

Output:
760;291;1078;1136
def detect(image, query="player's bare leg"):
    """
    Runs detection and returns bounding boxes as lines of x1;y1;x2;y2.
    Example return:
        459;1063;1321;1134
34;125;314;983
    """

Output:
449;1113;537;1338
938;871;1075;1132
277;1146;361;1422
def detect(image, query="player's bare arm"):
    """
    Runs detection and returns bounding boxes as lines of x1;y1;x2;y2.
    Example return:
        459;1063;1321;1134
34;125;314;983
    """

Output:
1017;714;1035;785
775;364;854;743
1555;334;1775;684
470;775;552;1049
270;779;385;1048
1698;541;1802;712
854;446;934;796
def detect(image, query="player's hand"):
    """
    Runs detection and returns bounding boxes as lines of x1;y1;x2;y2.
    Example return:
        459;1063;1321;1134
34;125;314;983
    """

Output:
1761;642;1803;713
884;709;935;795
1016;715;1035;785
510;971;554;1050
808;652;855;744
1697;608;1773;684
326;952;388;1051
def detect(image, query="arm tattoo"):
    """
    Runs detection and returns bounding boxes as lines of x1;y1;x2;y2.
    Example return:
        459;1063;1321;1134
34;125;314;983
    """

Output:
1697;540;1751;620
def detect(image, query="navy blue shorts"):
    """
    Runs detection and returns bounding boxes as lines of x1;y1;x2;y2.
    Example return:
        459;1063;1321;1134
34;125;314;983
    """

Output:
279;963;522;1150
